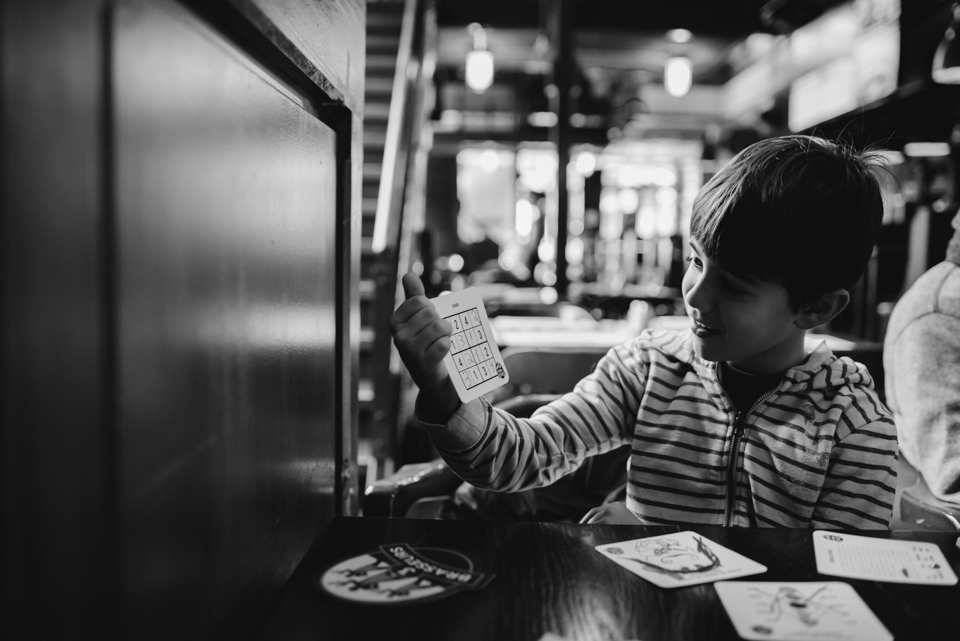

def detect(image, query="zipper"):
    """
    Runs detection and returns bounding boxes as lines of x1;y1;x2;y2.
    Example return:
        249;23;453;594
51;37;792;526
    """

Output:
716;367;779;527
723;410;745;527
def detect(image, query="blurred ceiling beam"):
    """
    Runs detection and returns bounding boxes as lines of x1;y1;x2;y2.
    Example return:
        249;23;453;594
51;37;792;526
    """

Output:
436;0;771;38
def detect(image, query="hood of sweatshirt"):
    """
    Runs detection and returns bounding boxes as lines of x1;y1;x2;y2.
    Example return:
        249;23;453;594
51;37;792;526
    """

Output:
659;330;879;400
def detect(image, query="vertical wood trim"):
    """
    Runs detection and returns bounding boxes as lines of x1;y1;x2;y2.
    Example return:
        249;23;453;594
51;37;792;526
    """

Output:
99;1;123;633
328;103;361;517
343;109;362;516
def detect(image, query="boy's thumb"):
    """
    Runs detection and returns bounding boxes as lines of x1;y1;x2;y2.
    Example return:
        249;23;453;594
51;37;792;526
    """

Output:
401;272;426;300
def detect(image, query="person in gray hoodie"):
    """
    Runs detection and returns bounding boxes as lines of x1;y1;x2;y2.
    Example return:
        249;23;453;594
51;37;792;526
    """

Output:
884;210;960;505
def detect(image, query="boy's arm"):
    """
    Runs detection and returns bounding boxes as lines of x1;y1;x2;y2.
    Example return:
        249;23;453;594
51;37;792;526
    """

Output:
811;404;899;530
390;273;647;494
388;273;460;424
415;340;646;493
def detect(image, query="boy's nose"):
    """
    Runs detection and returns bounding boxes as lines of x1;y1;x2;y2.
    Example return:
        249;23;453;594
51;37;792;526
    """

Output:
684;274;715;313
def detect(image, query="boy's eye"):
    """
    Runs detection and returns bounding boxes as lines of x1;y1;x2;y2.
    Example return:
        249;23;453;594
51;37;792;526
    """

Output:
685;255;703;270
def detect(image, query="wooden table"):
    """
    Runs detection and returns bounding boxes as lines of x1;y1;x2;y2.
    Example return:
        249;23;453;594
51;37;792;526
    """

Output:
257;517;960;641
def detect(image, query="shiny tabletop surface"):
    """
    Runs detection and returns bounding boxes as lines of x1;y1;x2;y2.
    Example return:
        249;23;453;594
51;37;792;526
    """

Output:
257;517;960;641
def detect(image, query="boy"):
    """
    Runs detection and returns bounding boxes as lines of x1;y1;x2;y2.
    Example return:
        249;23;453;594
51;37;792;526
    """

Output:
390;135;898;529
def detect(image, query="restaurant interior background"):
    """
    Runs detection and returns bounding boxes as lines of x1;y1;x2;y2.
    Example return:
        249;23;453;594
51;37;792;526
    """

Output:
6;0;960;638
358;0;960;485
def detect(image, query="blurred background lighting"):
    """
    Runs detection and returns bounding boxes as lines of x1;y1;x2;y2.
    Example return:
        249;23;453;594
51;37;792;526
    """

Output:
465;24;494;93
655;186;677;206
617;188;640;214
539;285;558;303
599;188;619;216
527;111;559;127
656;207;678;236
637;208;657;238
933;3;960;84
903;142;951;157
465;49;494;93
617;164;644;187
664;56;693;97
653;167;677;186
515;199;536;238
575;151;597;176
479;148;500;173
538;239;556;262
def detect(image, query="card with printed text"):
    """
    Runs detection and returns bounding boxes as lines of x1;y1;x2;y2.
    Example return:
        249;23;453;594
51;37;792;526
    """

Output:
430;288;509;402
812;530;958;585
715;581;892;641
594;530;767;588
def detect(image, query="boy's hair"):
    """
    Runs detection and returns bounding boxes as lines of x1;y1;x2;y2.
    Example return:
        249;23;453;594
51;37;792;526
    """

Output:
689;135;885;311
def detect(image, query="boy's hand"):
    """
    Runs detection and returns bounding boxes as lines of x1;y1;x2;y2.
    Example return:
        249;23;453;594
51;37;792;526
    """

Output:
579;501;642;525
388;273;453;393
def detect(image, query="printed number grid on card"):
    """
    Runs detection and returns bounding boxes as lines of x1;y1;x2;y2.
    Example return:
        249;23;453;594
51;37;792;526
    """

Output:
445;308;502;390
429;288;509;402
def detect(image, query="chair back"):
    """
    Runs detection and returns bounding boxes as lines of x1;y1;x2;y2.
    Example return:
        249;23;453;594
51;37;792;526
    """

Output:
488;346;610;403
899;476;960;531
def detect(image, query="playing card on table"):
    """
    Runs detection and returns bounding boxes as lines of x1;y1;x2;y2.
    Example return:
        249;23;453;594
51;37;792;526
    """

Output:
715;581;892;641
812;530;958;585
429;288;509;403
594;530;766;588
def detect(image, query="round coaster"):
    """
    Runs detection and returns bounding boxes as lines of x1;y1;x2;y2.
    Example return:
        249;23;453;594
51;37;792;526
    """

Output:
318;543;493;605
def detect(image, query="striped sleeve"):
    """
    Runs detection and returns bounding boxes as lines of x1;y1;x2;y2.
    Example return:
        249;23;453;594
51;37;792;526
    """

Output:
811;400;899;530
420;341;647;492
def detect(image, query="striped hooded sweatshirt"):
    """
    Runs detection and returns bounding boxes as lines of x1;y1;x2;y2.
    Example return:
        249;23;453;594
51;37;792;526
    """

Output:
418;329;899;529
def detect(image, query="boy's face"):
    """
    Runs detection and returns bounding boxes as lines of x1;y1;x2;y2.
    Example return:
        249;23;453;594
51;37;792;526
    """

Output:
681;239;806;375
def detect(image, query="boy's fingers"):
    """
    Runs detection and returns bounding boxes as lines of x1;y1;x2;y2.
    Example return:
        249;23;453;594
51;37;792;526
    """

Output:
579;506;602;524
390;297;445;334
401;272;426;300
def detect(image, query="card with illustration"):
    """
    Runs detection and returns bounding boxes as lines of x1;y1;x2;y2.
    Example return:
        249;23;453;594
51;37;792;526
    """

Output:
594;530;767;588
715;581;892;641
430;288;509;402
812;530;958;585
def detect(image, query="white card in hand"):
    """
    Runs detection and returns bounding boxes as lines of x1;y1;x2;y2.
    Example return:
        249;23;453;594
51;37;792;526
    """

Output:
812;530;958;585
594;530;767;588
430;288;509;403
715;581;892;641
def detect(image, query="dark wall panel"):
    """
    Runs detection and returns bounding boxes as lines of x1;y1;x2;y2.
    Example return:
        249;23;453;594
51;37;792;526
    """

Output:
0;2;116;639
114;1;337;636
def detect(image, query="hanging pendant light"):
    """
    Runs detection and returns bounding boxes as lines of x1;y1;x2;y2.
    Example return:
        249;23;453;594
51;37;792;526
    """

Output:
465;24;494;93
664;56;692;97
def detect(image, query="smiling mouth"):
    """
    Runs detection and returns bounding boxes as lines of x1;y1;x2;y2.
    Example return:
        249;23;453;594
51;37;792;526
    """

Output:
691;318;720;337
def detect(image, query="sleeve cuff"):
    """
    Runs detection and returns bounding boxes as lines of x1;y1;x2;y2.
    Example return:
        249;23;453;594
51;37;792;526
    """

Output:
414;395;490;452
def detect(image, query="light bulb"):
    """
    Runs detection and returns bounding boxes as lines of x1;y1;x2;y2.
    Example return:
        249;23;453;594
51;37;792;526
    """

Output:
664;56;692;97
466;50;494;93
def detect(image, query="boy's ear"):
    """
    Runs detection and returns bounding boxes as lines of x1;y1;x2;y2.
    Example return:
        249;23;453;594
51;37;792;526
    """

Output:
794;289;850;330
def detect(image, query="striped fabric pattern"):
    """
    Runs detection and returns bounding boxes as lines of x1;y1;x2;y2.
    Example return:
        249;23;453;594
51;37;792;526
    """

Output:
422;329;899;530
